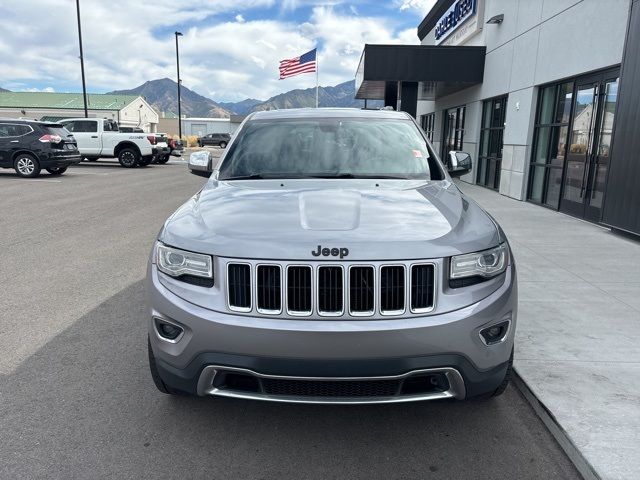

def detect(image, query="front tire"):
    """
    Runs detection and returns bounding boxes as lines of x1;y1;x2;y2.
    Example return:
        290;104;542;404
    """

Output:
156;155;169;164
117;148;139;168
14;153;41;178
219;141;227;149
46;166;68;175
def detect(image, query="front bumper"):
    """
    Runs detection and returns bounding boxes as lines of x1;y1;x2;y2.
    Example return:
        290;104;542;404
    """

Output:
147;263;517;402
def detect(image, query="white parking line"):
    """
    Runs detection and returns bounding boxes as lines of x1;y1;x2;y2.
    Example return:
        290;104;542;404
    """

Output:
6;178;63;183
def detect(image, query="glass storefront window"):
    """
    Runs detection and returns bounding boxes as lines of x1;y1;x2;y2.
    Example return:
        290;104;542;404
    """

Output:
529;165;546;203
477;96;507;190
555;83;573;124
527;81;574;208
528;69;619;222
441;106;466;162
420;113;435;142
538;86;556;124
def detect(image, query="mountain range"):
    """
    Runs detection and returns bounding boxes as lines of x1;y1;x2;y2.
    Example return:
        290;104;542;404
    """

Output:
108;78;375;117
1;79;379;117
109;78;231;118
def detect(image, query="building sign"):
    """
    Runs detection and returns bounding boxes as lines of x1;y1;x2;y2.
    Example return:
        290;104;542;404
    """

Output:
434;0;480;46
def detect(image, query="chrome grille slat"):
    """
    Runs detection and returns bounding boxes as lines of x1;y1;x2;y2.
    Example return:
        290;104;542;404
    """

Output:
226;261;435;318
380;265;405;314
317;266;343;316
349;266;375;316
227;263;251;312
257;265;281;314
411;264;435;313
287;266;312;315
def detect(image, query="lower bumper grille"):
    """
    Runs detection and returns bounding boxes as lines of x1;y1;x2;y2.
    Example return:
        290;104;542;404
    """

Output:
197;366;465;404
262;378;401;397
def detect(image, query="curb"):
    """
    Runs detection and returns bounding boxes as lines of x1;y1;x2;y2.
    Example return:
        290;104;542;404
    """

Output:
513;369;600;480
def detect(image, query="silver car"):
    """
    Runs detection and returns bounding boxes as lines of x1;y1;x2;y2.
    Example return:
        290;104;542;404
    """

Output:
146;108;517;404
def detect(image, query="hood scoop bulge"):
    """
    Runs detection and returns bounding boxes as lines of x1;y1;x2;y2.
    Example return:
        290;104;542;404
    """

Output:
298;190;361;231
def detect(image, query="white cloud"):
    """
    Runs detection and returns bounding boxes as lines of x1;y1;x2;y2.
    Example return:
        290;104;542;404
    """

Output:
0;0;422;102
398;0;437;16
22;87;56;92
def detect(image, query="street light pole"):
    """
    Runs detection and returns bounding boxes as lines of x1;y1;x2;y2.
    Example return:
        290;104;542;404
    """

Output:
175;31;183;139
75;0;88;118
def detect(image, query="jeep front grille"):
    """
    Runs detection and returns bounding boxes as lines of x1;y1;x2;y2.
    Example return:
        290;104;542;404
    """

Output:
257;265;281;314
226;261;435;317
411;264;435;313
287;266;312;315
227;263;251;312
349;266;375;315
380;265;405;314
317;266;344;315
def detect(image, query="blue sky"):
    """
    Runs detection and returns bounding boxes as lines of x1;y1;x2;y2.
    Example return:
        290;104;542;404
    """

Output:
0;0;435;102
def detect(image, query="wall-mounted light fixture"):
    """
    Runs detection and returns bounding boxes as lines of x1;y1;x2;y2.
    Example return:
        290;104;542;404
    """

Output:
486;14;504;24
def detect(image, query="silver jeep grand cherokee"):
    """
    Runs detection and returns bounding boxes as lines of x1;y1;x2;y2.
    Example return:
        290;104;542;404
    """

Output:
146;108;517;404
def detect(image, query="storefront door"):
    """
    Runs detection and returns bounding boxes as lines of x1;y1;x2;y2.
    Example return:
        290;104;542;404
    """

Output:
560;71;619;221
441;106;465;167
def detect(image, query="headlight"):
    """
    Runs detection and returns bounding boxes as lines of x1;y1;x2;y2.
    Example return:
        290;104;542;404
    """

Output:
189;151;210;167
157;243;213;280
450;243;508;280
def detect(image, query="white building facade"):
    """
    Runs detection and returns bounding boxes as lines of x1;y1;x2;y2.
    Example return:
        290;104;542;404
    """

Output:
356;0;640;232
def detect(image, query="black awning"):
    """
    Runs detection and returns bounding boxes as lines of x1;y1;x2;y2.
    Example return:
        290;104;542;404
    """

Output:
355;44;485;101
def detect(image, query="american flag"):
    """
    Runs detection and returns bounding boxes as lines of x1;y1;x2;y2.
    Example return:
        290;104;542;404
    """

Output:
279;49;317;79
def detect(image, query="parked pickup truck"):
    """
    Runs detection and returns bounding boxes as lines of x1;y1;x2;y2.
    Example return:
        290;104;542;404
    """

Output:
59;118;155;167
148;132;171;165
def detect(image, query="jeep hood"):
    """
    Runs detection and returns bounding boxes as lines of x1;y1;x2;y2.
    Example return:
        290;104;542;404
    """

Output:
159;179;501;261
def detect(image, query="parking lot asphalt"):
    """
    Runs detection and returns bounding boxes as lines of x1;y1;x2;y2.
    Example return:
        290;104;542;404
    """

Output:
0;159;582;480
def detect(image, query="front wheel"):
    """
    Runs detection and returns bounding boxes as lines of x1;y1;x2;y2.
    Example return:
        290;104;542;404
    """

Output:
219;141;227;149
156;155;169;164
14;153;41;178
46;166;68;175
118;148;139;168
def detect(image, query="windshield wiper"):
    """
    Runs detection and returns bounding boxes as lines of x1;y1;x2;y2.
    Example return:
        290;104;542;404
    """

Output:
222;173;267;180
222;173;418;180
308;173;413;180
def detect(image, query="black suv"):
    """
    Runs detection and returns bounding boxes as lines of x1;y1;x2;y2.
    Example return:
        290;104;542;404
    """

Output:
0;119;81;178
197;133;231;148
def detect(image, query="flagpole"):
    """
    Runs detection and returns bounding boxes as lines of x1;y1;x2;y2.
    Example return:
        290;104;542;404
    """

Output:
315;50;319;108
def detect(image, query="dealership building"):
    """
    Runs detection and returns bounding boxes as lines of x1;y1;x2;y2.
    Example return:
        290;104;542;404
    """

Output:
356;0;640;236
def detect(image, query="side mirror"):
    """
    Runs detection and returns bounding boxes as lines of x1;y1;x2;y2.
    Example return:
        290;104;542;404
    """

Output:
188;150;211;168
447;151;472;178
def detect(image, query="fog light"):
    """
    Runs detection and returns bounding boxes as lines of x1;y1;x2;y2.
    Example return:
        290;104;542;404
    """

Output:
480;321;510;345
154;318;184;342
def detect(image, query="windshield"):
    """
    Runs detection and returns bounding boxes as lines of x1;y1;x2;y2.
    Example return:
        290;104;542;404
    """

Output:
218;118;432;180
44;125;73;138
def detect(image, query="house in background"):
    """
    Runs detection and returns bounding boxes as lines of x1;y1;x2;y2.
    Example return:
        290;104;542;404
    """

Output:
0;92;159;132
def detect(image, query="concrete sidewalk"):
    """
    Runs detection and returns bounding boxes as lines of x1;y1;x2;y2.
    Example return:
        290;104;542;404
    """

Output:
457;182;640;480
